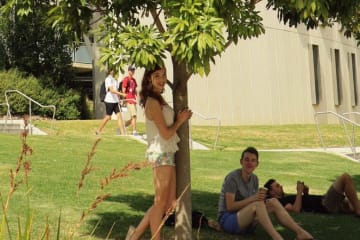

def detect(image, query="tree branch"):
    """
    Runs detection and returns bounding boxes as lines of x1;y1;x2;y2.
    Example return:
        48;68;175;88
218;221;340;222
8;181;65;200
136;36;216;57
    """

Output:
224;40;233;50
150;7;165;33
90;16;103;26
166;79;174;91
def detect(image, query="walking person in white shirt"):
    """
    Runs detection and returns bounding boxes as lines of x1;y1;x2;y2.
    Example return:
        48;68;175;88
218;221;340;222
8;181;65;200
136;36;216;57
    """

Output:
96;68;126;135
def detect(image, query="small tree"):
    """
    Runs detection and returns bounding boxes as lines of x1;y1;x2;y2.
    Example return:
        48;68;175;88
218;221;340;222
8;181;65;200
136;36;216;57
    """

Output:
0;0;74;86
2;0;359;239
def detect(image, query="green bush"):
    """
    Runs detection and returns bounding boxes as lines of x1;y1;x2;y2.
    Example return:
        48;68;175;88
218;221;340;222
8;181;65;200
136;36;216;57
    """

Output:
0;69;81;119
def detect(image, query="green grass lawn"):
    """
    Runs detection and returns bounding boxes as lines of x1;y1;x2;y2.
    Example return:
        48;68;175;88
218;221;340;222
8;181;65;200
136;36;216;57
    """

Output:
1;120;360;239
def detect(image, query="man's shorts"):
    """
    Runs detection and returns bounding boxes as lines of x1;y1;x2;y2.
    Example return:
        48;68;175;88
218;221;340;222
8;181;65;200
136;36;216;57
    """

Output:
126;103;137;117
105;102;120;116
322;185;347;213
218;212;255;235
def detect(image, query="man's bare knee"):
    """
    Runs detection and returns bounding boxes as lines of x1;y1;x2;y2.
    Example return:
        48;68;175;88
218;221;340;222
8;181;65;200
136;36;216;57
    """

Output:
267;198;280;207
252;201;267;211
341;173;352;182
337;173;352;186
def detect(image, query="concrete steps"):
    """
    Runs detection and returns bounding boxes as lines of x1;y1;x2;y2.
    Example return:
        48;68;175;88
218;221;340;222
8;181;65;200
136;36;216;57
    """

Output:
0;119;47;135
0;121;22;134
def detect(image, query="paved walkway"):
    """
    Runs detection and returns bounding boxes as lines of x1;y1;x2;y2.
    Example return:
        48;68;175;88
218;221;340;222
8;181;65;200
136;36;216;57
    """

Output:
3;119;360;158
130;134;360;157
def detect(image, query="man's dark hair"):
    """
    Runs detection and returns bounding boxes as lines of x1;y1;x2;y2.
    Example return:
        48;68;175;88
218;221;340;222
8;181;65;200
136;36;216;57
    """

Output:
240;146;259;160
264;179;276;191
107;67;115;75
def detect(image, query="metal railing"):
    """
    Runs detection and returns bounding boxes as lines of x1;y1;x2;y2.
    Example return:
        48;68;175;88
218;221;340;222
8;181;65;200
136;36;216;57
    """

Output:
0;101;11;120
314;111;360;160
4;89;56;133
343;112;360;122
190;110;221;150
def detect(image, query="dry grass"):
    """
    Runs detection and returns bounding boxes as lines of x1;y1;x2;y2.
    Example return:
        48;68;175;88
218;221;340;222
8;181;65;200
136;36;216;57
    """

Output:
74;136;153;238
151;183;190;240
1;115;33;239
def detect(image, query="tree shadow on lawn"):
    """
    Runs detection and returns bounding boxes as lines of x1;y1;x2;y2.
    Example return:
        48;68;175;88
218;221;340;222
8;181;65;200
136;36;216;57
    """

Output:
85;190;247;239
85;190;360;240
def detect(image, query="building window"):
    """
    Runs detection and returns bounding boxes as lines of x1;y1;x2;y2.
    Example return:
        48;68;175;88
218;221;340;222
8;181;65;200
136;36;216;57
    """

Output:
331;49;342;106
349;53;358;106
309;44;321;105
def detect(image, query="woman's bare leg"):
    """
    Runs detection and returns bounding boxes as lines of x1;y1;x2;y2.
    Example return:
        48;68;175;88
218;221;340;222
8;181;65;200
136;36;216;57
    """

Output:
165;167;176;211
129;166;174;240
128;208;151;240
148;166;174;240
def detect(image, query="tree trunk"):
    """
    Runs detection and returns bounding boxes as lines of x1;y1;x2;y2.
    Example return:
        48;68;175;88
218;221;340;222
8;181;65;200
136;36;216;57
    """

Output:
86;12;105;119
173;60;192;240
92;57;106;119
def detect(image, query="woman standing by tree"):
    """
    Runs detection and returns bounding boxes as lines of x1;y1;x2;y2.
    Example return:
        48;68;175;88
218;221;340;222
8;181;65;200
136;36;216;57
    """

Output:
126;65;192;240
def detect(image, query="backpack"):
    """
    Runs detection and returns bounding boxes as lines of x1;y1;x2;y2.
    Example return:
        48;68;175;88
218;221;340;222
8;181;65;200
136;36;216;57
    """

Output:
164;210;208;229
99;81;106;102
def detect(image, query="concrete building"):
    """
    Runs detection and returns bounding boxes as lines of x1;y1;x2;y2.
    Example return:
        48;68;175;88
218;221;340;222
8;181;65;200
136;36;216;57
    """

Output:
91;2;360;126
187;2;360;126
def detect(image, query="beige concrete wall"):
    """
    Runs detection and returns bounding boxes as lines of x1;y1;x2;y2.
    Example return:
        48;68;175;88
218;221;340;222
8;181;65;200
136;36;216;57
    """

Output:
127;2;360;126
186;2;360;125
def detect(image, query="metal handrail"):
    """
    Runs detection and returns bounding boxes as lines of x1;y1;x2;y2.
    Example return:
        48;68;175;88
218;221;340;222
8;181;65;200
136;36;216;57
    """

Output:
314;111;360;160
342;112;360;156
5;89;56;132
190;110;221;150
343;112;360;120
0;102;11;120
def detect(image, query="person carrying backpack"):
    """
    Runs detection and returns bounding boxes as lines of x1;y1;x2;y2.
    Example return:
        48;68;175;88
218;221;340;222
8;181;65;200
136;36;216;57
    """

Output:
96;68;126;135
122;65;139;135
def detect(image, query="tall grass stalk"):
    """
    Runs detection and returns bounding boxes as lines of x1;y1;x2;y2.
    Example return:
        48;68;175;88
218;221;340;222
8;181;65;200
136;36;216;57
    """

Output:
151;183;190;240
0;116;33;240
77;137;151;226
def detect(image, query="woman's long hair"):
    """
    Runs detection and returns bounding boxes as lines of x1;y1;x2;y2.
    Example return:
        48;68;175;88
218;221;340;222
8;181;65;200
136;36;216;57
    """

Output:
139;65;167;107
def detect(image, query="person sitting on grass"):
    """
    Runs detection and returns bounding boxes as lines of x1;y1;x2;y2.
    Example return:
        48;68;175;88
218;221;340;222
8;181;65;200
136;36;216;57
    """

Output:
218;147;314;240
264;173;360;217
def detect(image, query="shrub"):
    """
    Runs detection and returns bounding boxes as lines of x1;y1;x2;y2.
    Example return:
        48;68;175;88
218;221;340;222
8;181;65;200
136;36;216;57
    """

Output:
0;69;81;119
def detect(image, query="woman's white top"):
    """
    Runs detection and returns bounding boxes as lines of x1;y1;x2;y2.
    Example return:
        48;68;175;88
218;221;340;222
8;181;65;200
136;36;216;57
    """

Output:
146;104;180;153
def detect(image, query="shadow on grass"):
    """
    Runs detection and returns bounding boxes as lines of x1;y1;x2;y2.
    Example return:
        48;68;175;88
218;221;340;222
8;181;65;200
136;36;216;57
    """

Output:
85;190;244;239
85;189;360;240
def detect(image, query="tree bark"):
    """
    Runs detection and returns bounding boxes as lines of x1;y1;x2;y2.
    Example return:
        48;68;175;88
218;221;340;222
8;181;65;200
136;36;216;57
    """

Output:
86;12;106;119
173;60;192;240
92;56;106;119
